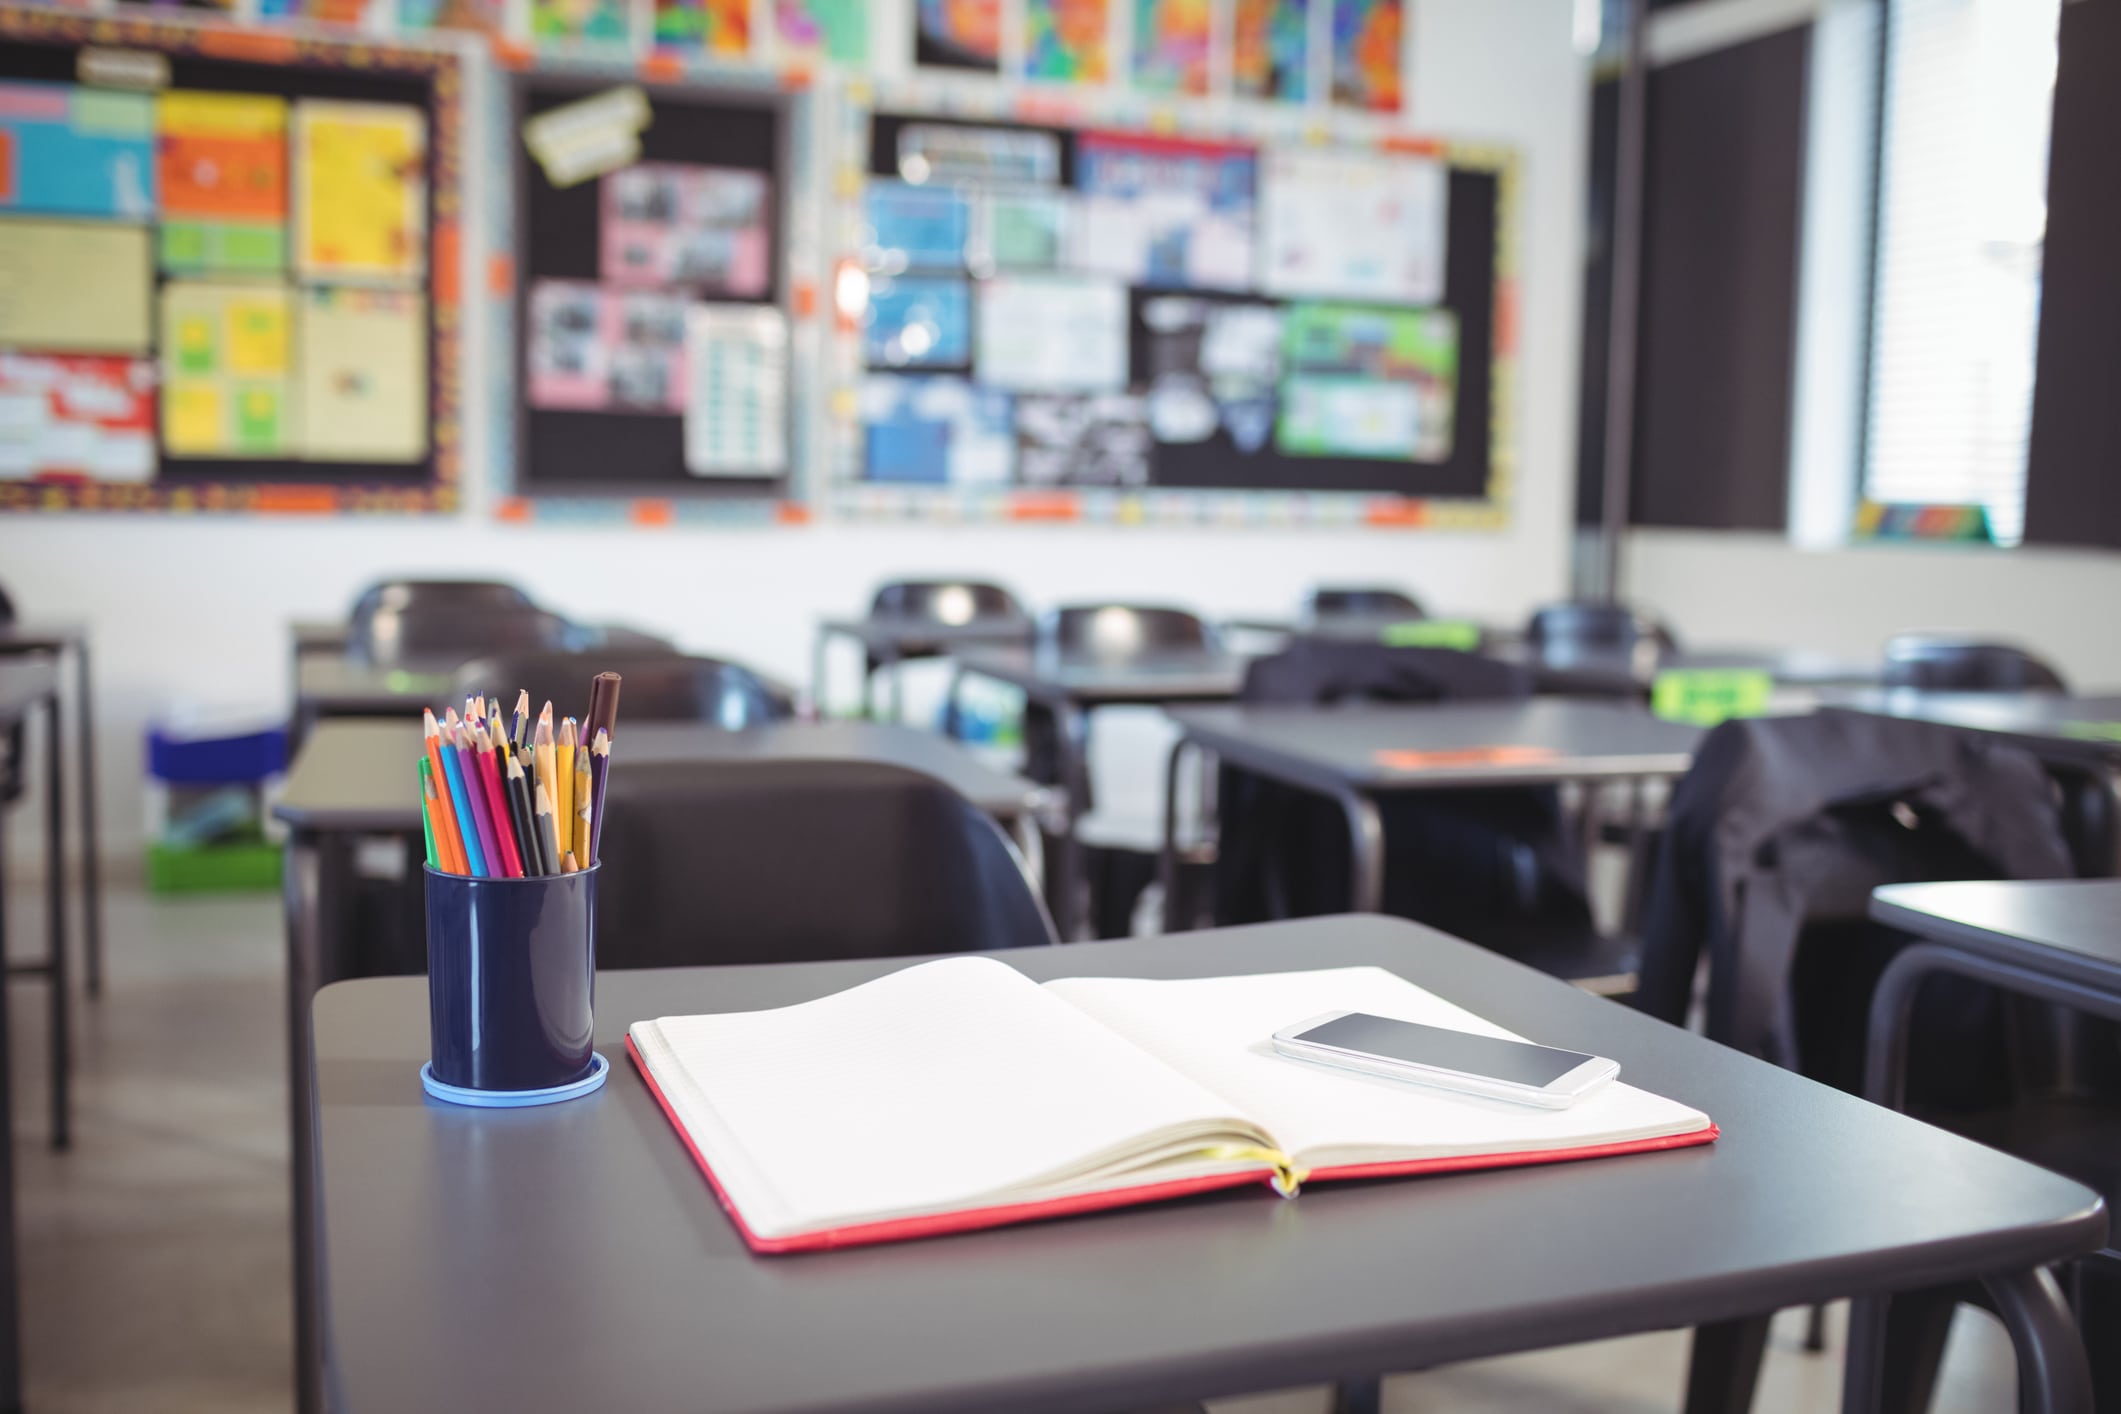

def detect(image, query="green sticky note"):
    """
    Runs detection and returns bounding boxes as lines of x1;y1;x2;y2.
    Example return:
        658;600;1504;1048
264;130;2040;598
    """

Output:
1652;668;1774;727
1379;619;1481;651
217;224;287;273
160;223;209;270
233;384;282;449
2062;721;2121;743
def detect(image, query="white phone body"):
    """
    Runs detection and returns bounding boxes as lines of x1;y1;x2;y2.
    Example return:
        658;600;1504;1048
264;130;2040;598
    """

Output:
1270;1009;1619;1109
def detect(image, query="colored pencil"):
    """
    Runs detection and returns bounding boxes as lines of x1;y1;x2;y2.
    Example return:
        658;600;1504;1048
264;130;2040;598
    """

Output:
588;728;611;864
512;689;530;751
443;710;496;878
585;672;621;750
555;717;576;857
490;716;534;877
573;747;592;865
505;750;544;876
533;705;558;839
561;850;579;874
418;759;440;868
535;779;563;878
475;725;524;878
421;710;467;875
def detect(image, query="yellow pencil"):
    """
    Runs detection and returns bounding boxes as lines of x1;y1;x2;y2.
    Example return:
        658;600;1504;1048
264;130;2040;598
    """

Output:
555;716;576;856
573;746;592;864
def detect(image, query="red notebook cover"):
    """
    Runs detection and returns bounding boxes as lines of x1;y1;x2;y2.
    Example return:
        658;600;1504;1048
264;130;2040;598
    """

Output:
624;1037;1720;1255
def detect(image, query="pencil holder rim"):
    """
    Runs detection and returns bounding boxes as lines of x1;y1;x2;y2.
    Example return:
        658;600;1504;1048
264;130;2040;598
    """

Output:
422;861;603;883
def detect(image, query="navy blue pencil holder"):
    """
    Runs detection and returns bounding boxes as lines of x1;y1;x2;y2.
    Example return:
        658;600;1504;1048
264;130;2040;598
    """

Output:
421;863;608;1107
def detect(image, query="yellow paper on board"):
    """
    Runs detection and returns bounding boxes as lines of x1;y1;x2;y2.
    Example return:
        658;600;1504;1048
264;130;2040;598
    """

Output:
0;218;152;353
298;286;427;462
293;100;427;284
159;281;296;456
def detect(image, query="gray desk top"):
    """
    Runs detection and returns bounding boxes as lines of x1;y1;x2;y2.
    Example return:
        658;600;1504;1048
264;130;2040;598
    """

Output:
1873;879;2121;992
820;616;1035;655
0;623;86;655
293;657;459;716
1171;700;1703;790
1486;642;1879;696
1830;691;2121;767
275;718;1040;831
313;915;2105;1414
292;620;352;655
954;646;1247;707
0;661;55;723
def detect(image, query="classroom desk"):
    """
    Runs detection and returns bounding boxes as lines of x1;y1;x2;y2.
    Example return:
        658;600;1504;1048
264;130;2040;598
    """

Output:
273;716;1044;1414
0;662;71;1414
1830;690;2121;770
1491;642;1881;698
812;615;1035;721
0;623;101;996
1162;701;1703;920
309;915;2106;1414
949;645;1249;939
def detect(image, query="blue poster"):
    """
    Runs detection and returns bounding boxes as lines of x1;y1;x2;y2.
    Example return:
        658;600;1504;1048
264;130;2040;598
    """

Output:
863;180;969;271
860;375;1014;484
864;277;971;368
0;83;155;221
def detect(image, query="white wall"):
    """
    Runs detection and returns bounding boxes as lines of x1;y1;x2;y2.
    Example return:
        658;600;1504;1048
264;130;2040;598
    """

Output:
1623;528;2121;686
0;0;1590;867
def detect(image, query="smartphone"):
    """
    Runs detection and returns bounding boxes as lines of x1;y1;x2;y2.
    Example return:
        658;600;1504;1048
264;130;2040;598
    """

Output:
1270;1011;1618;1109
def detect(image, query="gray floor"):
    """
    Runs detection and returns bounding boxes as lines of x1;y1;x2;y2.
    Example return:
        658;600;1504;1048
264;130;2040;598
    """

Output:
6;884;2018;1413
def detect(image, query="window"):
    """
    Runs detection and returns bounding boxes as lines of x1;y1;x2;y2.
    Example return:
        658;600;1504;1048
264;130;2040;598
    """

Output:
1862;0;2060;545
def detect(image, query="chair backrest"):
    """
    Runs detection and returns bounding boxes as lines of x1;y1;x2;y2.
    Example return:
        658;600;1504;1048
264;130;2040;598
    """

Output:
453;652;792;728
1043;604;1213;657
869;580;1023;624
593;758;1057;967
352;603;569;667
1242;640;1530;706
1880;635;2068;693
1523;601;1676;654
349;579;534;619
1306;586;1424;621
0;581;14;624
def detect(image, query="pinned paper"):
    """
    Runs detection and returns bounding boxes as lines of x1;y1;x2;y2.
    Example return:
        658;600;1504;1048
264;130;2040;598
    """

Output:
1331;0;1403;113
1234;0;1309;101
771;0;868;64
299;286;426;462
602;164;770;296
651;0;749;53
522;86;650;189
0;81;156;221
683;303;786;476
294;100;427;284
159;281;294;457
915;0;1000;72
157;91;288;274
0;217;152;354
0;353;156;482
1133;0;1211;95
1023;0;1109;81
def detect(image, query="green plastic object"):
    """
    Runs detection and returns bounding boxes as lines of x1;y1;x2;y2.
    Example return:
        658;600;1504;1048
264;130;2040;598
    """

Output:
1378;619;1482;651
2062;721;2121;743
1652;668;1774;727
146;840;283;894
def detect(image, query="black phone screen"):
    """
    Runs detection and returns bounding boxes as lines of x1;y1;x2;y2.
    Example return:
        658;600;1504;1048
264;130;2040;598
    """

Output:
1295;1014;1594;1088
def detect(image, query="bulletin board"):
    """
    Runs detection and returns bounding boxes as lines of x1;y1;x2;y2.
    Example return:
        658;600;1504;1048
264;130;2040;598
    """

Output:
0;5;463;514
505;71;802;512
823;83;1519;532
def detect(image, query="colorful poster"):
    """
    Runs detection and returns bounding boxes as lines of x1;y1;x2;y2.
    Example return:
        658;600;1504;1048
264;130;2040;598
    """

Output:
1016;393;1151;485
299;286;426;462
864;276;970;368
771;0;867;63
0;218;152;354
652;0;749;54
1278;303;1456;461
293;101;426;285
1331;0;1403;112
522;86;649;188
159;281;294;457
897;124;1061;187
1024;0;1109;81
915;0;999;72
975;275;1127;392
683;303;786;475
1234;0;1309;101
1133;0;1211;95
972;189;1070;272
602;164;771;296
532;0;631;42
860;375;1013;485
255;0;380;23
1073;133;1254;291
0;82;155;220
1259;146;1446;304
863;181;969;271
397;0;501;32
0;354;156;482
157;91;287;275
527;282;689;413
1139;293;1283;451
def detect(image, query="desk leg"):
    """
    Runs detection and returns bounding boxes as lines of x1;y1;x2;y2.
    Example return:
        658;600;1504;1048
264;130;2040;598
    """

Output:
1328;1377;1381;1414
42;696;68;1151
1055;704;1090;941
0;809;21;1414
73;640;100;999
1334;785;1385;915
810;628;829;718
1159;737;1192;933
887;650;905;726
1684;1315;1769;1414
284;836;325;1414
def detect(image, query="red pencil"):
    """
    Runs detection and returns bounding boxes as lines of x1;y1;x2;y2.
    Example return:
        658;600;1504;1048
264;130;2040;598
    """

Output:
473;725;525;878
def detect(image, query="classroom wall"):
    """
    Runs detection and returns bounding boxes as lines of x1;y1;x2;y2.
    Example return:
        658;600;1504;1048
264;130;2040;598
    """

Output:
0;0;1589;870
1622;528;2121;685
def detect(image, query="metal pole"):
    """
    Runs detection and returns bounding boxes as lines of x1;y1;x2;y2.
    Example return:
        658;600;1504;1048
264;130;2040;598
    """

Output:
1597;0;1652;602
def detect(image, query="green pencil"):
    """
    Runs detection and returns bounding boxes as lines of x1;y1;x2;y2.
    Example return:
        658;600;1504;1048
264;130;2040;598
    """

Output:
417;758;440;869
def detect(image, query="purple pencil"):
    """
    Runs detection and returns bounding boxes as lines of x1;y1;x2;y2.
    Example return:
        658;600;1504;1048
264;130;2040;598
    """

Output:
588;728;610;865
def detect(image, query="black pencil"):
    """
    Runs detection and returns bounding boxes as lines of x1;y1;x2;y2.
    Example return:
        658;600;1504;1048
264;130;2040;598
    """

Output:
504;749;543;875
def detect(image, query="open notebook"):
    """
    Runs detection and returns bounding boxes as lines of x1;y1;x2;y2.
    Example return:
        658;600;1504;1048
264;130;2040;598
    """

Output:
627;960;1716;1253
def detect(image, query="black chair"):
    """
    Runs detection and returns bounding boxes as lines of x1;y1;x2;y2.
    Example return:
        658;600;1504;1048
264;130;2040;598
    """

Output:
352;602;569;667
1305;586;1425;622
453;652;792;728
1044;604;1214;657
871;579;1023;625
1880;634;2069;692
593;759;1057;968
1523;601;1676;655
348;578;535;619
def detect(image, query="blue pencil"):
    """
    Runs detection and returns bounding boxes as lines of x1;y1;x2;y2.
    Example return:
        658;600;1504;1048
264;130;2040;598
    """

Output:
436;713;489;877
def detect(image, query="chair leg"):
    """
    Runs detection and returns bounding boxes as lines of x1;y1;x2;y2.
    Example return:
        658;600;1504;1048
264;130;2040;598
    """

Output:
1804;1302;1829;1353
1329;1377;1382;1414
1844;1287;1960;1414
1683;1314;1770;1414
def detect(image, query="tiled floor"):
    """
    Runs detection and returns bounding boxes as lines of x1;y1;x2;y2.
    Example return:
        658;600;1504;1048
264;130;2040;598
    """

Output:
6;884;2019;1412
